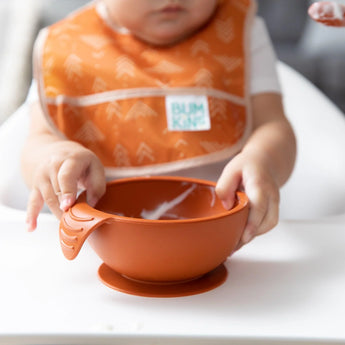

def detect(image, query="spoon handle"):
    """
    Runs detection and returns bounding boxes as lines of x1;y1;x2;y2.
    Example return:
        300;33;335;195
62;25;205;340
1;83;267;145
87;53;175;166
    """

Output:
308;1;345;27
59;202;112;260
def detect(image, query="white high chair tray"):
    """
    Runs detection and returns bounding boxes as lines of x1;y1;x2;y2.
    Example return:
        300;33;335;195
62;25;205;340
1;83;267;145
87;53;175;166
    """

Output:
1;62;345;344
1;216;345;345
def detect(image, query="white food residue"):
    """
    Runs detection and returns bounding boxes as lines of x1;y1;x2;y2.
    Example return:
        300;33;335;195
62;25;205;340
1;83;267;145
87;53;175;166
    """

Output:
141;184;197;220
207;185;216;208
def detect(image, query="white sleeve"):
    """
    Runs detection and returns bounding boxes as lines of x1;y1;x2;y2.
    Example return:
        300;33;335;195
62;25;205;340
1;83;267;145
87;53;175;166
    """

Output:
250;17;281;95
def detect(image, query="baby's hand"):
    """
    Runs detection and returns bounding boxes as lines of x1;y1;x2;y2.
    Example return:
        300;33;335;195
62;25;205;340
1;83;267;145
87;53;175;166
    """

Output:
308;1;345;27
26;141;106;231
215;152;279;249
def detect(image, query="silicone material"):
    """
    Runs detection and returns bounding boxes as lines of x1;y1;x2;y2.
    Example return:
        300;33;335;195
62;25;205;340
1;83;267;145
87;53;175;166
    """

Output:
98;263;228;298
59;176;249;296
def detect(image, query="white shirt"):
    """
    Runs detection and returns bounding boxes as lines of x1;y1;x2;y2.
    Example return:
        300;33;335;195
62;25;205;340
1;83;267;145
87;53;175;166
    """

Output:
26;17;281;103
250;17;281;95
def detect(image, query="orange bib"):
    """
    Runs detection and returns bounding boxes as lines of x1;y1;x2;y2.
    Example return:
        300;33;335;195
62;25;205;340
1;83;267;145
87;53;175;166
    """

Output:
34;0;256;177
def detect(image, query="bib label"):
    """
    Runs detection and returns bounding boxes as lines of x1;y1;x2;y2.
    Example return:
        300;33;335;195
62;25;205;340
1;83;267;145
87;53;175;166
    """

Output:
165;95;211;131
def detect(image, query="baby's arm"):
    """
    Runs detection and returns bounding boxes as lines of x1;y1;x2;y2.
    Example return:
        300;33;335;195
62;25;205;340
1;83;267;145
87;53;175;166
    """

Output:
308;2;345;26
216;93;296;248
21;101;106;231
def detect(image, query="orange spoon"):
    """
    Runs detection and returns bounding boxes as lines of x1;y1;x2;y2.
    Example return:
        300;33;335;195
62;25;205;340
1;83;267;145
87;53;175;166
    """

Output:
308;1;345;27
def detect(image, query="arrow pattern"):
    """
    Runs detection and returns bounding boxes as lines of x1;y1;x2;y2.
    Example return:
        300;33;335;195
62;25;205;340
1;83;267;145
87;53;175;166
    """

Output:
41;0;252;169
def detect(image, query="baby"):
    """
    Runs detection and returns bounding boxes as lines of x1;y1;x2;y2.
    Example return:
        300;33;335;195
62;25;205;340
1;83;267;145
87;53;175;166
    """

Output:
21;0;296;248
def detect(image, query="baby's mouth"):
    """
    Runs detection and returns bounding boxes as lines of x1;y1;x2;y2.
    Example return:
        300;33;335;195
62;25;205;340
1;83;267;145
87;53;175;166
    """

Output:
158;2;184;14
162;5;182;12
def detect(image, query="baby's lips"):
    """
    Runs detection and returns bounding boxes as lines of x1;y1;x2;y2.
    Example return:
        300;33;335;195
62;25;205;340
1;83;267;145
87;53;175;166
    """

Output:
308;1;345;27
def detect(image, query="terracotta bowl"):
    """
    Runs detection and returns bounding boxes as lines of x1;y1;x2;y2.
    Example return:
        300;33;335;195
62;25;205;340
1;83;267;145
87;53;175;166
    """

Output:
59;176;249;295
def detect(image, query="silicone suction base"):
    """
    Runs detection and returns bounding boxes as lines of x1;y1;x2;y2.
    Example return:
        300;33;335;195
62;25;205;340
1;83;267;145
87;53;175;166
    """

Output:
98;263;228;298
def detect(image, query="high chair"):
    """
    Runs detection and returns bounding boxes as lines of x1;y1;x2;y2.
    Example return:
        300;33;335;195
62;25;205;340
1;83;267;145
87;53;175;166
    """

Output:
1;62;345;344
1;62;345;219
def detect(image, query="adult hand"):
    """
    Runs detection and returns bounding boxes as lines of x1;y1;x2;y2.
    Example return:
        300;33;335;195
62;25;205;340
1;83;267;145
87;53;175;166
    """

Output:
308;1;345;26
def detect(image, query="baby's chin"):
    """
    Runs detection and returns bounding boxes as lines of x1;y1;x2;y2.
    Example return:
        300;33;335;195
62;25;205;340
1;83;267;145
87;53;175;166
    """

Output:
133;27;196;46
135;30;194;47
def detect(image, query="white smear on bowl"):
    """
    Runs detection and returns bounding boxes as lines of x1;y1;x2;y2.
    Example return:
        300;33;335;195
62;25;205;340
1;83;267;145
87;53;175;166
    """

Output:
141;184;196;220
207;185;216;208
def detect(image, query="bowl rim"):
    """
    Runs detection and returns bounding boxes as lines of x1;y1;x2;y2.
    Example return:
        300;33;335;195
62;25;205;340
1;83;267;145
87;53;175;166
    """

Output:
78;176;249;224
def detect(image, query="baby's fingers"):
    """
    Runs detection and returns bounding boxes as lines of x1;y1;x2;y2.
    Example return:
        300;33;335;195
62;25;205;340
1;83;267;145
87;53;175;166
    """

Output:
57;155;105;211
308;2;345;27
240;185;268;246
57;159;84;211
257;194;279;236
26;189;43;232
26;184;62;231
215;163;242;210
82;159;106;207
239;182;279;248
